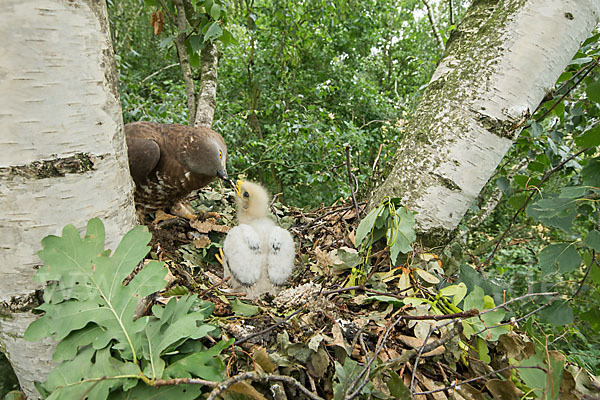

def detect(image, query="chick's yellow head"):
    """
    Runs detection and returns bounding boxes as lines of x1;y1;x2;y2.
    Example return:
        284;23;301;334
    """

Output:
235;180;270;222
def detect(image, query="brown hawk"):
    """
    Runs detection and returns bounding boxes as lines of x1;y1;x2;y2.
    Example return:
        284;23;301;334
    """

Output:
125;121;231;215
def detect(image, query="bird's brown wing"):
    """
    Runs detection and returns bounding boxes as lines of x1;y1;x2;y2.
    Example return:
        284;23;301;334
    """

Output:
126;136;161;183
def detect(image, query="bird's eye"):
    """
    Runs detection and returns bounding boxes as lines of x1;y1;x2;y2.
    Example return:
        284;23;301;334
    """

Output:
243;191;249;198
219;150;223;159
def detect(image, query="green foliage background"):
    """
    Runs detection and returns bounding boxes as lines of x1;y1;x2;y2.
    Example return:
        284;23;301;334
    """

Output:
109;0;454;206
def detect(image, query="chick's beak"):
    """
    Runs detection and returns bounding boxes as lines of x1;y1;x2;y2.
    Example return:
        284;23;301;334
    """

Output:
235;180;243;198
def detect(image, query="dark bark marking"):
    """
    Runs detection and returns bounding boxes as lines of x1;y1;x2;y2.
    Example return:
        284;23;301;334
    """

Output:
1;153;96;180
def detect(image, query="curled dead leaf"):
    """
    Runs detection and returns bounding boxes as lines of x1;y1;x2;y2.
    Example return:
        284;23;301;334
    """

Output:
252;346;276;373
150;10;165;35
190;218;230;234
193;235;211;249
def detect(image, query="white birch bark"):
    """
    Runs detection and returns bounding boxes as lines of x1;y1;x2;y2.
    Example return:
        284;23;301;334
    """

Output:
370;0;600;245
194;41;219;128
0;1;137;397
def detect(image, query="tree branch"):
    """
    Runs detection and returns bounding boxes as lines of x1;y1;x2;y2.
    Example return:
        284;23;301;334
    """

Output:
480;147;590;270
422;0;445;52
141;62;180;83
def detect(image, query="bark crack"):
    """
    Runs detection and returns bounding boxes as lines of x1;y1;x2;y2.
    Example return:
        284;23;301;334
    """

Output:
0;153;96;180
432;173;461;192
475;108;530;139
0;290;44;315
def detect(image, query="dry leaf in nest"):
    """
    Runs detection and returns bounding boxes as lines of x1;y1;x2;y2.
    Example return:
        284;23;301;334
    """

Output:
418;373;448;400
314;248;334;272
163;266;176;284
252;346;276;373
396;332;448;357
193;235;211;249
487;379;524;400
327;321;350;355
342;208;356;220
221;382;268;400
348;229;356;246
190;218;230;234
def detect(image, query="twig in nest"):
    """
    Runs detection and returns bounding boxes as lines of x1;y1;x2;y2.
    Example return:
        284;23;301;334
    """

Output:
153;377;217;388
471;297;555;338
197;276;230;298
270;193;282;223
410;324;436;395
345;144;361;222
206;371;324;400
300;204;360;233
156;216;191;229
412;365;547;396
235;307;305;346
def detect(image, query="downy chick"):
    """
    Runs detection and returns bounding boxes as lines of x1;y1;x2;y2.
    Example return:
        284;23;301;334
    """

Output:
222;181;295;298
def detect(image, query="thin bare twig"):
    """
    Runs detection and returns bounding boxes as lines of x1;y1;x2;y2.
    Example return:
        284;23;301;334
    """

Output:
372;143;384;175
141;62;180;83
413;365;547;396
471;297;555;338
345;144;361;222
206;372;324;400
154;377;217;387
235;307;305;346
573;250;597;298
535;58;599;122
478;291;558;316
422;0;445;51
197;276;230;298
410;324;436;396
480;148;590;270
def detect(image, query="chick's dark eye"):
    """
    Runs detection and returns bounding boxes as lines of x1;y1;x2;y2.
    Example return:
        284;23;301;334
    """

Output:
243;191;249;198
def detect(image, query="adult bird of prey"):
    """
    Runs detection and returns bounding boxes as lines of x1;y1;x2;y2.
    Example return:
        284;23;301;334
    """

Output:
222;181;295;299
125;121;232;218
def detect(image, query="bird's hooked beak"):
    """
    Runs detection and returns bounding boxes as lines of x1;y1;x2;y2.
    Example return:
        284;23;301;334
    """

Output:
217;169;234;188
234;180;243;198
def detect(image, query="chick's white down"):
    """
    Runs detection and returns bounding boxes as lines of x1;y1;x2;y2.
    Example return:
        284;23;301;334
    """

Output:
223;181;295;298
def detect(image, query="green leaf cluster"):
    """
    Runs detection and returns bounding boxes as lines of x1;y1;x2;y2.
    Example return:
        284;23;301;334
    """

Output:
25;219;230;399
356;197;416;265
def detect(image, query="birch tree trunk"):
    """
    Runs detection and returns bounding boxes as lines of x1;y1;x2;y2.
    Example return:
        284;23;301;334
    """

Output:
194;41;219;128
370;0;600;246
0;1;137;397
